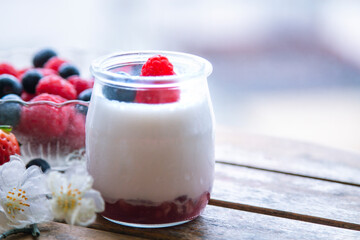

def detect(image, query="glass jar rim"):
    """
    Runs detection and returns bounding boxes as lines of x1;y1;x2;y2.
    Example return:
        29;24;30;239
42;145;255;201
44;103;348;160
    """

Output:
90;50;213;86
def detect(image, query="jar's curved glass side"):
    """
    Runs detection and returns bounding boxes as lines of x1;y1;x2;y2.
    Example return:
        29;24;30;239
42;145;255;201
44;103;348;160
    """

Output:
86;51;214;227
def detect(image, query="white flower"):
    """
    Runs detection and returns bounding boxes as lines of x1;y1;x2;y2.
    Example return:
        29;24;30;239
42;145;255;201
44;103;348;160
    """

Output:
47;165;104;226
0;156;53;230
0;211;10;232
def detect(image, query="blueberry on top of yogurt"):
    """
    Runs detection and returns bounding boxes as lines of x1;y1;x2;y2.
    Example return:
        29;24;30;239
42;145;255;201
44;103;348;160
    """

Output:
102;71;136;102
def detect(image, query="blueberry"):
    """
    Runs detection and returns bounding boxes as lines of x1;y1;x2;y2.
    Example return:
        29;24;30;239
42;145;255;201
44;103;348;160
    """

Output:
131;64;143;76
21;69;43;94
78;88;92;101
0;94;22;127
26;158;51;173
0;74;22;98
102;72;136;102
59;63;80;79
2;94;21;100
76;89;91;115
103;87;136;102
33;48;57;68
75;104;88;115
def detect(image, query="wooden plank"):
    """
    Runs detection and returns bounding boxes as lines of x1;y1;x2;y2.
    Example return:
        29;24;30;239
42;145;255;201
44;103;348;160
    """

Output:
90;205;360;240
212;163;360;227
215;128;360;184
5;221;147;240
210;199;360;231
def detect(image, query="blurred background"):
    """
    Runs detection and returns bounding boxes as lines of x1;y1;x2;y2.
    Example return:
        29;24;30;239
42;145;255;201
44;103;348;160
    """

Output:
1;0;360;153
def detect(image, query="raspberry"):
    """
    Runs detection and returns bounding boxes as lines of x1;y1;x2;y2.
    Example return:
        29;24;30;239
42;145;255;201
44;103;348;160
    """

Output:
21;92;36;101
136;55;179;104
61;109;86;150
36;75;77;100
18;67;55;81
0;63;18;78
68;76;94;96
140;55;175;76
18;67;55;80
18;93;70;139
135;87;180;104
44;57;67;72
37;68;57;77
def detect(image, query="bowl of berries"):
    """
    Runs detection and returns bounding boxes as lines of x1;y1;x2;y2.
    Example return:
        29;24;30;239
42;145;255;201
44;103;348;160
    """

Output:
0;48;96;169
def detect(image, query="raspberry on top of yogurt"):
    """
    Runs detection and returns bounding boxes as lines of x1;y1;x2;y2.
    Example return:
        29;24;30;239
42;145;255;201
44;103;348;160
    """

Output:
135;55;180;104
140;55;175;76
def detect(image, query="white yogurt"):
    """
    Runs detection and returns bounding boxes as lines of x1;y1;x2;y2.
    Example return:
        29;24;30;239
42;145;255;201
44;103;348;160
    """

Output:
86;94;215;204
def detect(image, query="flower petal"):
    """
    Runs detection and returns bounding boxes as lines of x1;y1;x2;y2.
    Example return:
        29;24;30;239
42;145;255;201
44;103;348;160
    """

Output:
51;199;67;222
83;189;105;212
46;165;104;227
47;171;67;195
0;210;11;232
0;156;52;228
0;157;25;191
21;167;51;197
73;199;97;226
65;166;93;191
25;198;53;223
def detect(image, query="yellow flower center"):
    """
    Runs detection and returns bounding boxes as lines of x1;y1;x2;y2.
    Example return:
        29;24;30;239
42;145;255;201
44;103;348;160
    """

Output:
5;188;30;218
56;183;82;212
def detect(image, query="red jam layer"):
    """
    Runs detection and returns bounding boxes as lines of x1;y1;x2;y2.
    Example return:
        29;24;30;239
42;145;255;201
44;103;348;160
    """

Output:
102;191;210;224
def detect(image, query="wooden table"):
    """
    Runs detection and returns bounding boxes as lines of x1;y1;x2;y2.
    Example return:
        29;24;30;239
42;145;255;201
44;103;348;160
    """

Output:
9;129;360;239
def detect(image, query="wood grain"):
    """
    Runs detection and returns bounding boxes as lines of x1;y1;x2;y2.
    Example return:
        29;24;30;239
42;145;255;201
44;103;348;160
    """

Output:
216;161;360;187
215;128;360;184
212;163;360;226
4;222;146;240
90;205;360;240
209;199;360;231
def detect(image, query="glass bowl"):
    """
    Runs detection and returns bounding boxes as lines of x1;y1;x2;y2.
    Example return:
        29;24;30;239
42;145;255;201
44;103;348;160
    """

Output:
0;99;89;170
0;48;104;169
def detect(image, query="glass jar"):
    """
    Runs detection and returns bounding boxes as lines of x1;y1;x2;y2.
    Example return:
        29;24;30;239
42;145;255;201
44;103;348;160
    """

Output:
86;51;214;228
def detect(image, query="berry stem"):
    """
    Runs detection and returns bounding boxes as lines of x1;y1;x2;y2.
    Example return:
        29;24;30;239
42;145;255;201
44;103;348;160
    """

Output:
0;224;40;239
0;125;12;134
31;224;40;237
